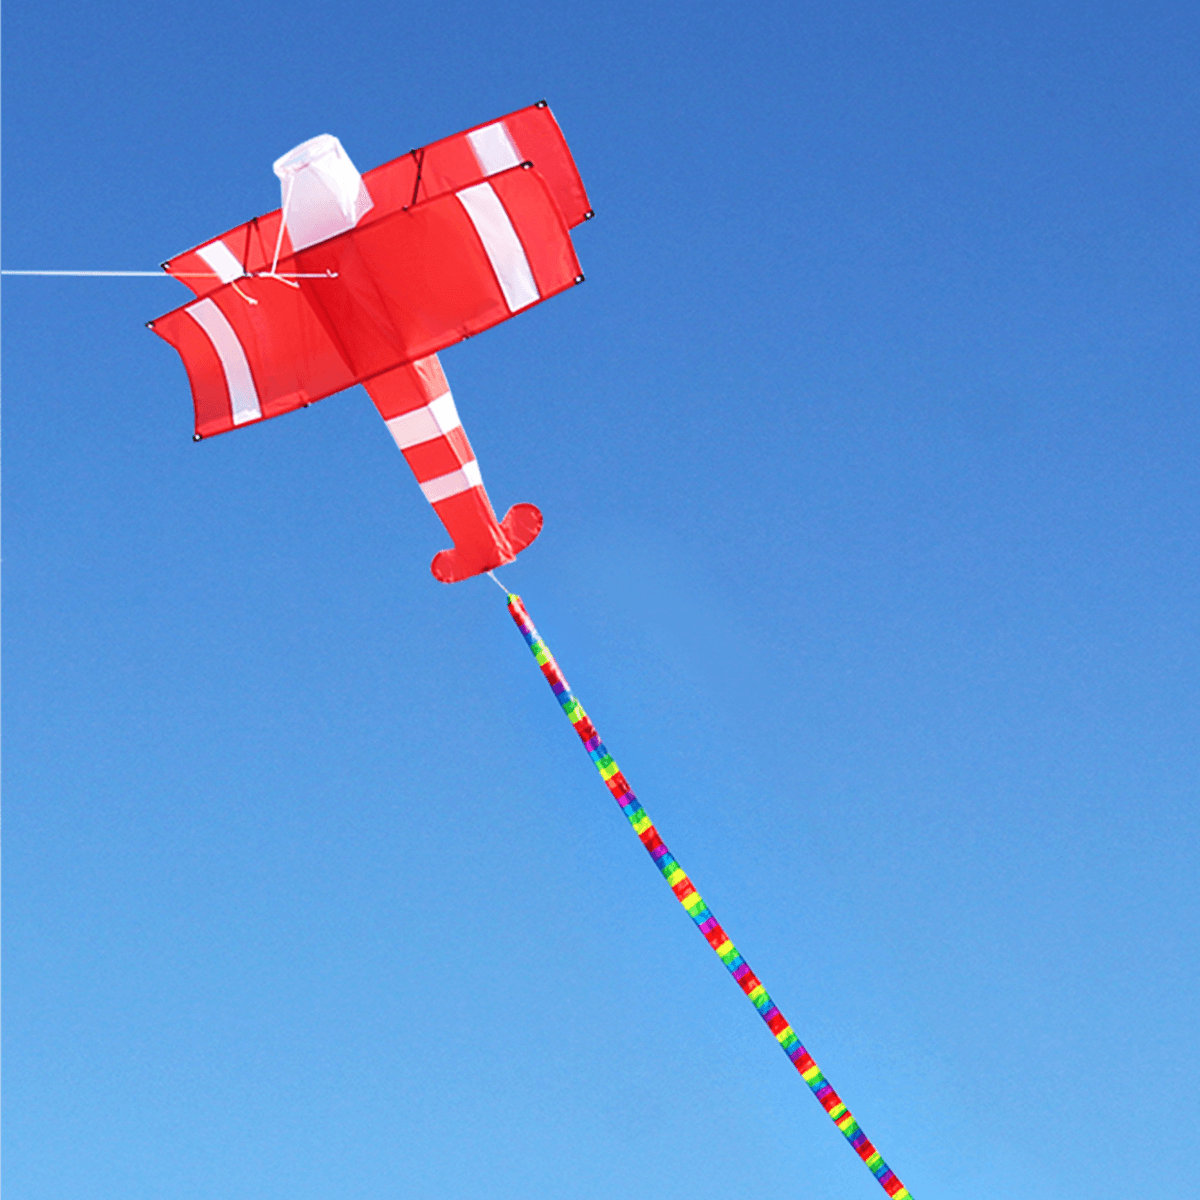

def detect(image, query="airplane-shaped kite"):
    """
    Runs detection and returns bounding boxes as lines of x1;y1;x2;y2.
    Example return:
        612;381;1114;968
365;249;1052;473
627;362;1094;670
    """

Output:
150;102;590;582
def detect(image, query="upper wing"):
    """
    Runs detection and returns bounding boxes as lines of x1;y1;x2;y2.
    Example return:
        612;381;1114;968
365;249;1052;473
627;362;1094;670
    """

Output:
162;103;591;299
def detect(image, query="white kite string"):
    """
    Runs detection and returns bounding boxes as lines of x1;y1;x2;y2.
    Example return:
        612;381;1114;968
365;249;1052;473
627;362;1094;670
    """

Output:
3;269;199;277
0;269;337;278
486;570;510;594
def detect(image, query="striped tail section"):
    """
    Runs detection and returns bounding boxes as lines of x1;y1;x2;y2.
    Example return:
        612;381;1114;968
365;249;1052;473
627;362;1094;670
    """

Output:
505;593;913;1199
365;357;541;583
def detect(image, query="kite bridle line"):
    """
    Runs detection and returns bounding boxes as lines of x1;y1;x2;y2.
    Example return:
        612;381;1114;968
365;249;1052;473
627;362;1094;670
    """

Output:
503;589;913;1200
269;172;296;281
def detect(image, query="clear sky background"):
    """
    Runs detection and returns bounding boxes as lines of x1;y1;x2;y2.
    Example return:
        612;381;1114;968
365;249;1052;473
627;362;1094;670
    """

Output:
4;2;1198;1197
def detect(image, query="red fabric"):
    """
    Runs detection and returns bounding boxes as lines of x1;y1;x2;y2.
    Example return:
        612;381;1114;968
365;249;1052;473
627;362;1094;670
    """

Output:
489;168;581;297
164;210;290;299
606;772;630;797
402;425;475;483
362;355;449;418
428;491;543;583
161;311;232;436
503;105;591;225
287;183;512;380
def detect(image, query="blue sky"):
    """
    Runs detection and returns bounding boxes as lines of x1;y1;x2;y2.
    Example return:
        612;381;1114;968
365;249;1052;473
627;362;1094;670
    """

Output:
4;1;1198;1197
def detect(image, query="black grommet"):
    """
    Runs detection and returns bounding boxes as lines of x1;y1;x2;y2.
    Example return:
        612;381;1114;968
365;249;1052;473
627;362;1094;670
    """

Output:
145;321;154;329
193;433;202;442
522;160;533;169
584;210;594;220
575;274;585;284
536;99;547;108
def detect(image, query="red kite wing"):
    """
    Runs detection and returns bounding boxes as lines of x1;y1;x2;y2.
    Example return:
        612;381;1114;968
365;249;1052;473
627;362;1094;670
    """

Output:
163;103;590;299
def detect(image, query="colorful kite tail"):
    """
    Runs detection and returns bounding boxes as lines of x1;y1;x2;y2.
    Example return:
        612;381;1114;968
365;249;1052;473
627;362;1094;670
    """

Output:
506;593;912;1199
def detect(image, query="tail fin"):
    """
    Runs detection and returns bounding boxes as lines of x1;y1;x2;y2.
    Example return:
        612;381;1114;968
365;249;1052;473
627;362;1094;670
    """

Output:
364;357;543;582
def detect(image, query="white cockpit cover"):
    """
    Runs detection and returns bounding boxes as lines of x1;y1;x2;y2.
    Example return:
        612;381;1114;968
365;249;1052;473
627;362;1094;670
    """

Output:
272;134;374;252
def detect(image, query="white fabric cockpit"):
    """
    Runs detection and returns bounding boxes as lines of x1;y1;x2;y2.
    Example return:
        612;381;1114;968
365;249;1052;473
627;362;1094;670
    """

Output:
272;134;374;252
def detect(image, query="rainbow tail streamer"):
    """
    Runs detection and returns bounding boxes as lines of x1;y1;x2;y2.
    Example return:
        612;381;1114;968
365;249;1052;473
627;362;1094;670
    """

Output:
506;593;911;1199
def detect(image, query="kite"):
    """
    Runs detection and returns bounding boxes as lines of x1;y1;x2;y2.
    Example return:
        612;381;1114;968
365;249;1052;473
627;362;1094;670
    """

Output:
151;104;589;581
149;103;913;1197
